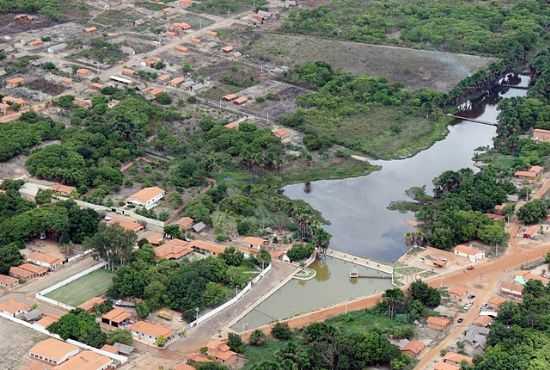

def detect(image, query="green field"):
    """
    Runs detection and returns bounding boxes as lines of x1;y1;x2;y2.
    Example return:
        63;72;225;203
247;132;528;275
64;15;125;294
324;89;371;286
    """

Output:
45;269;114;307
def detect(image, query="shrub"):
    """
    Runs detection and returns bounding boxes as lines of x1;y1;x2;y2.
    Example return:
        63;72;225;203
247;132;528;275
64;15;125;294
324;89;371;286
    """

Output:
271;322;292;340
249;329;267;346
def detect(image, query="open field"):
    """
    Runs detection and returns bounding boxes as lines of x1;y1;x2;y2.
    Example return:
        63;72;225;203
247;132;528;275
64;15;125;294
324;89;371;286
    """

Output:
222;31;495;92
0;319;47;370
45;269;114;307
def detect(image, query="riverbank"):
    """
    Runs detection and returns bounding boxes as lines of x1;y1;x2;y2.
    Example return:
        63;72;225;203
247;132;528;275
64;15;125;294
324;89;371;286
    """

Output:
283;84;529;262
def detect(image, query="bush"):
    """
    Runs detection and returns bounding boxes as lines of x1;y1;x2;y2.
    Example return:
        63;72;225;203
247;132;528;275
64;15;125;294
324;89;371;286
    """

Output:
227;333;244;353
249;329;267;346
286;243;314;262
271;322;292;340
517;199;548;225
136;302;151;319
106;329;133;345
155;92;173;105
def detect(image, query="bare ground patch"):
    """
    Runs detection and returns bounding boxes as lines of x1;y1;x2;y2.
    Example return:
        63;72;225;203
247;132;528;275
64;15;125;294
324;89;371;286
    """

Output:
222;31;496;92
0;319;47;370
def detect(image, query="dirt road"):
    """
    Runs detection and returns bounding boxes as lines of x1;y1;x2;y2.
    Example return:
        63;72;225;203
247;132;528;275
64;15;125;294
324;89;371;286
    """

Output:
415;177;550;369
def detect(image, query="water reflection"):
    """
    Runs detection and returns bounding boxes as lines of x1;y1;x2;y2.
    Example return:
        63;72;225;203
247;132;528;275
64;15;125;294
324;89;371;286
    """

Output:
284;81;529;262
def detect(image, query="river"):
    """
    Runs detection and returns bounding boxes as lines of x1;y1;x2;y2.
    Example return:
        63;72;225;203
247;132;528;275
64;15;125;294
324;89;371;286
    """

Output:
283;79;529;263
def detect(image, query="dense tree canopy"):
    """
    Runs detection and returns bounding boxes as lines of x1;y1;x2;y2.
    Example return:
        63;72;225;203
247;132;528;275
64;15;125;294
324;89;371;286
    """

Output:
415;168;512;249
472;281;550;370
48;308;106;348
0;113;63;162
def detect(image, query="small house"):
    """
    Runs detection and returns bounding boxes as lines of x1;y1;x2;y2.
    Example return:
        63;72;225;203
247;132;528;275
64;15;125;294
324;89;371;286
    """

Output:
51;183;76;197
55;350;112;370
473;315;493;328
6;77;25;88
127;186;165;210
29;338;79;366
153;239;192;260
174;217;194;232
443;352;473;366
464;325;490;349
400;340;425;358
453;244;485;263
242;236;268;250
35;314;59;329
141;231;164;246
500;281;523;298
84;26;97;33
169;77;185;87
434;361;460;370
222;46;234;53
175;45;188;53
192;222;207;233
0;299;31;317
223;94;238;102
101;307;131;328
76;68;93;78
233;96;248;105
129;321;174;346
105;214;144;233
426;316;451;331
0;274;19;289
448;285;468;301
27;251;63;271
78;297;105;312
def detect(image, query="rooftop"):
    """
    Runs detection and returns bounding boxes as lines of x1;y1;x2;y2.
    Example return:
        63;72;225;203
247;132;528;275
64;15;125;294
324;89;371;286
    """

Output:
55;350;111;370
0;298;31;314
154;239;192;260
29;338;78;362
127;186;165;204
27;251;63;266
102;307;131;324
130;320;172;338
454;244;482;256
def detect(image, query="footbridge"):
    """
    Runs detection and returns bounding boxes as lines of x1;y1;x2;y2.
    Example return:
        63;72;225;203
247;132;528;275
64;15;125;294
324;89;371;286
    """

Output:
326;249;394;274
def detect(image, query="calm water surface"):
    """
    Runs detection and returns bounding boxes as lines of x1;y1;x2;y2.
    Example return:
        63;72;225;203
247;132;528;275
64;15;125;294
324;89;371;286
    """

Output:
231;256;393;332
284;85;528;262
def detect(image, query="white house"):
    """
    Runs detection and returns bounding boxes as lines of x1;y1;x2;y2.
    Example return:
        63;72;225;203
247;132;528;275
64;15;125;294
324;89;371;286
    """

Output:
454;244;485;263
27;251;63;271
129;321;173;347
126;186;165;210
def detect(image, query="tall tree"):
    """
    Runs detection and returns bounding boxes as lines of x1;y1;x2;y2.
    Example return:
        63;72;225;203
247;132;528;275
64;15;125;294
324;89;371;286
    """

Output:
85;224;137;270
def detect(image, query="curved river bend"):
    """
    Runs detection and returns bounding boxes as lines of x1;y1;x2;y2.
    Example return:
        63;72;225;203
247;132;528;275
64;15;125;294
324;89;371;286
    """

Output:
284;83;528;262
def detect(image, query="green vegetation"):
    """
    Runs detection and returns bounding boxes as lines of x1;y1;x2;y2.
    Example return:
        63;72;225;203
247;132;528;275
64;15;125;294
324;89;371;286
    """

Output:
517;200;549;225
0;196;100;246
243;282;440;369
72;38;126;65
495;50;550;155
286;243;314;262
45;269;114;306
0;242;24;275
280;62;450;159
0;113;64;162
189;0;266;15
282;0;548;59
411;168;512;250
48;308;106;348
108;244;262;321
27;91;178;200
85;224;137;270
243;320;412;370
471;281;550;369
0;0;62;20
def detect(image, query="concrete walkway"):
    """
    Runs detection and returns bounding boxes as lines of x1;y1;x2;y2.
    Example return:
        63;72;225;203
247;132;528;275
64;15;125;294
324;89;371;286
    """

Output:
326;249;394;274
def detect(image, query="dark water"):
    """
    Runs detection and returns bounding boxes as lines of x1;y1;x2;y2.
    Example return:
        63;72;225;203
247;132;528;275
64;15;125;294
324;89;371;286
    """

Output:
284;82;529;262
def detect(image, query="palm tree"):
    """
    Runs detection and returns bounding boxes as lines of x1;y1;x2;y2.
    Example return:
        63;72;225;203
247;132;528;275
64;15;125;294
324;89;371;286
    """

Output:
382;288;405;320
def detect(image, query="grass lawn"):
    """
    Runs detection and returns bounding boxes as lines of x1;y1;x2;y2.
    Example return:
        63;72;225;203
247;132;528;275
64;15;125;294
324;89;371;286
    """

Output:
45;269;114;307
279;156;379;185
242;339;289;370
301;106;451;160
326;310;414;338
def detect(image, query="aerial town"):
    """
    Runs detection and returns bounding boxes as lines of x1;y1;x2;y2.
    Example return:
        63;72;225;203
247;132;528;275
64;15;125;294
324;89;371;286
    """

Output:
0;1;550;370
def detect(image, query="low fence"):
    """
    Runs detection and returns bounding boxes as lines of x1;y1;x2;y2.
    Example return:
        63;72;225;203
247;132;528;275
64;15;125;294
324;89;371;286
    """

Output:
188;264;272;328
35;262;107;310
0;312;128;365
